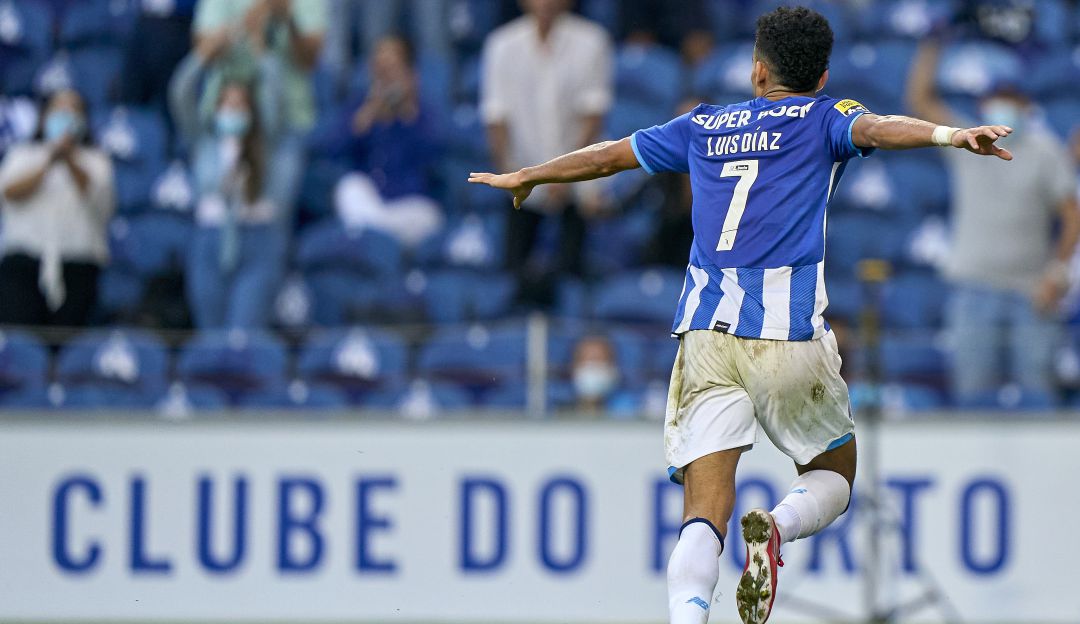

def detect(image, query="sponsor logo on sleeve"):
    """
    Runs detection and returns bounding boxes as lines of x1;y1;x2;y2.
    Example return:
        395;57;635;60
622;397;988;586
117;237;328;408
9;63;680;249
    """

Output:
833;99;870;117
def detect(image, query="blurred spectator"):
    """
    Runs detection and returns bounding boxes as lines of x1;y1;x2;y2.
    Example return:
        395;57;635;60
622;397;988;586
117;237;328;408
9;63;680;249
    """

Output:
641;98;698;267
481;0;613;305
908;39;1080;405
568;334;636;415
192;0;327;218
0;89;114;327
169;38;289;329
355;0;450;57
333;35;444;249
120;0;196;119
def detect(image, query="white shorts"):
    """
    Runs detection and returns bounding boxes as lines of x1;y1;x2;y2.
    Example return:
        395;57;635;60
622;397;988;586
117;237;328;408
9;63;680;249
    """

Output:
664;329;855;484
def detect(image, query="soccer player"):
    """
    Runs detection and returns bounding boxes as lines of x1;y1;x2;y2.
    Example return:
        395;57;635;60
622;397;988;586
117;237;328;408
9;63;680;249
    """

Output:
469;7;1012;624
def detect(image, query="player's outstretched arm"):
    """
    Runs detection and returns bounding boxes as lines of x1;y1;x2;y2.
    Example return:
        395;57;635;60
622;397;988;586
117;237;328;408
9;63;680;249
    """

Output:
851;114;1014;160
468;138;640;209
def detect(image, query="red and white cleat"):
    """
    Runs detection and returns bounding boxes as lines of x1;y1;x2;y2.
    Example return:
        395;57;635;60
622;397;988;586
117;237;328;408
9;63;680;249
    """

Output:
736;509;784;624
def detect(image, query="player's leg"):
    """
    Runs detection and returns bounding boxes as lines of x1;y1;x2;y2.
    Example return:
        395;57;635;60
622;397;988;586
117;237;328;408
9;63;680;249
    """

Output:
732;331;855;624
771;436;856;546
668;448;744;624
664;331;758;624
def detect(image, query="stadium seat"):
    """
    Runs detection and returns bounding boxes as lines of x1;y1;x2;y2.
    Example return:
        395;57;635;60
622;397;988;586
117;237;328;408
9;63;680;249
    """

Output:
0;0;52;95
614;42;682;111
0;330;49;394
956;386;1058;411
297;327;408;389
156;382;231;413
177;330;288;394
880;333;948;384
92;105;170;213
826;211;915;270
591;268;685;324
56;329;169;394
361;379;474;415
417;323;527;387
296;219;403;277
828;40;916;107
881;270;949;329
414;212;505;270
936;41;1023;98
95;266;145;320
647;335;681;381
297;158;351;219
58;0;137;48
303;269;402;327
237;381;350;411
423;269;516;324
1034;0;1073;45
1028;46;1080;100
56;384;156;410
110;211;194;278
852;0;954;40
1042;96;1080;139
881;383;946;413
823;274;862;324
69;45;125;110
691;41;756;102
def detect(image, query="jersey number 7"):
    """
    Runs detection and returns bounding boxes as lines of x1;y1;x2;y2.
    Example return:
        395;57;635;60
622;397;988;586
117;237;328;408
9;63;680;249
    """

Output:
716;159;760;251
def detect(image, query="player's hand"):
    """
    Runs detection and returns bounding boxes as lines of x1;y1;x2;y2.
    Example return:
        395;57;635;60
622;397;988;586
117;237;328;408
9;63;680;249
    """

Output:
951;125;1013;160
467;171;534;210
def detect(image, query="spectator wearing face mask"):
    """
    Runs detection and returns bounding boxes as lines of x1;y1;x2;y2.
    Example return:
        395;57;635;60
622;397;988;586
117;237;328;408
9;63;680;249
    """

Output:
569;334;638;416
908;39;1080;406
0;89;115;327
170;35;288;329
332;35;444;249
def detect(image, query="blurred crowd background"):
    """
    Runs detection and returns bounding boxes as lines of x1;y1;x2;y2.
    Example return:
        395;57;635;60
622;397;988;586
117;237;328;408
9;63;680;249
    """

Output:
1;0;1079;417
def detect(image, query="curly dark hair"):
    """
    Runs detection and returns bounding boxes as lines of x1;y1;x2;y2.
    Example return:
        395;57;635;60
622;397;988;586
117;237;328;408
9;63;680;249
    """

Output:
754;6;834;93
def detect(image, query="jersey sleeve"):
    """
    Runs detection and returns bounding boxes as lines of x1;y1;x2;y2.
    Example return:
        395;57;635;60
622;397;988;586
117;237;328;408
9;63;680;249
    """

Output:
631;112;693;174
821;98;874;161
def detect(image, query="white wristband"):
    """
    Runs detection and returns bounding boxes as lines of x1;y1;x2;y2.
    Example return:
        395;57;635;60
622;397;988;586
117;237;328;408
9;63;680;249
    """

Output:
932;126;960;147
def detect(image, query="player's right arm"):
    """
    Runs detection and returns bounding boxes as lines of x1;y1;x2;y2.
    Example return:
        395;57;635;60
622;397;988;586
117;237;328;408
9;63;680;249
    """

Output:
905;39;957;126
467;138;640;210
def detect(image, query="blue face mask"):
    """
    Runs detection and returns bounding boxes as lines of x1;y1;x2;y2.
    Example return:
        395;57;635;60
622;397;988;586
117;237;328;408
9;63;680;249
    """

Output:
981;99;1025;133
44;110;84;142
215;109;251;137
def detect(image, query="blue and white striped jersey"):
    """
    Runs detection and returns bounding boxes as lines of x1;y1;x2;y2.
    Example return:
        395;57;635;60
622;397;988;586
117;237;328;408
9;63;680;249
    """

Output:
631;94;873;341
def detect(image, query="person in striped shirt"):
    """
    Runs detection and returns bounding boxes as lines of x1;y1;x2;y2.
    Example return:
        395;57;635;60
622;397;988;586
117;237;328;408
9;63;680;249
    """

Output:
469;6;1012;624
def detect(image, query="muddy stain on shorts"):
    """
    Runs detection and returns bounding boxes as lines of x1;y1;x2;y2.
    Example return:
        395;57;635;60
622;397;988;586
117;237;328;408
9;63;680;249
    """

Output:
810;382;826;404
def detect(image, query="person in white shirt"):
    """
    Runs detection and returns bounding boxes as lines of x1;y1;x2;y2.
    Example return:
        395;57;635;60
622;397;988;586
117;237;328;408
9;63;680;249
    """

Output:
480;0;613;304
0;89;115;327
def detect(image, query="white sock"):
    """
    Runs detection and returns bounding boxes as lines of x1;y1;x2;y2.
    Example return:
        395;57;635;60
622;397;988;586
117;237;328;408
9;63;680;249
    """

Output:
667;519;723;624
771;470;851;544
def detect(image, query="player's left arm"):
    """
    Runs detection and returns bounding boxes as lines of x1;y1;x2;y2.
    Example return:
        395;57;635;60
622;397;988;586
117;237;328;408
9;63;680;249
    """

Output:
467;138;640;210
851;113;1014;160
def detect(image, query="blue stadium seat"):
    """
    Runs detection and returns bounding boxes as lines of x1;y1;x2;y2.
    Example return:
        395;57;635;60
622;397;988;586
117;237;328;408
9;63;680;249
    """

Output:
56;329;169;394
956;387;1057;411
297;158;351;219
296;219;402;277
823;275;862;323
92;105;170;213
828;40;916;106
1034;0;1073;45
936;41;1023;98
0;330;49;394
417;323;527;387
423;269;516;324
237;381;350;410
1028;46;1080;99
57;384;156;410
446;102;488;160
303;269;400;327
177;330;288;394
692;41;756;102
0;0;52;95
414;212;505;270
455;54;482;105
58;0;137;48
880;334;947;383
591;268;685;324
585;209;658;275
70;45;125;110
361;379;474;413
297;328;408;389
882;270;949;329
1043;96;1080;139
826;212;915;270
96;266;145;319
555;278;589;319
156;382;231;412
606;100;672;143
648;335;680;381
852;0;955;40
613;42;682;113
881;383;946;412
110;211;193;278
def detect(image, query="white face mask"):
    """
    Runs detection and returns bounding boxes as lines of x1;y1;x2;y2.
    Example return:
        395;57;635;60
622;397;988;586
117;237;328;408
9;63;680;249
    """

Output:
572;363;618;401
